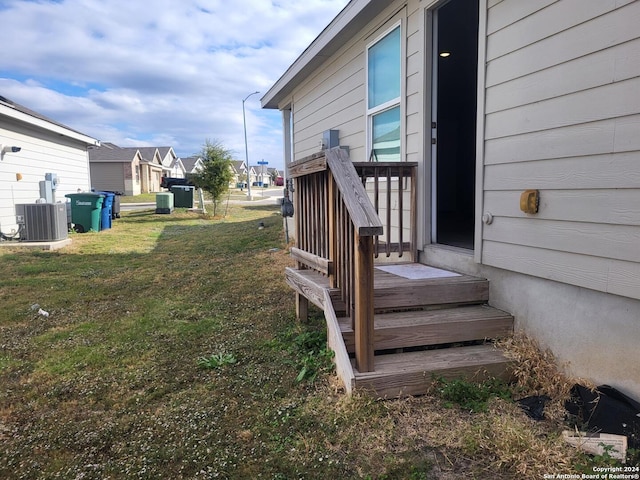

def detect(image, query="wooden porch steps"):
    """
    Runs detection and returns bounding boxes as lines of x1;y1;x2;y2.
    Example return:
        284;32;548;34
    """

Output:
286;264;514;398
352;344;512;399
339;304;513;353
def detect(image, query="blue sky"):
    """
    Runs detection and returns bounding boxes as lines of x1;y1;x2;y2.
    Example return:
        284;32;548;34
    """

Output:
0;0;350;170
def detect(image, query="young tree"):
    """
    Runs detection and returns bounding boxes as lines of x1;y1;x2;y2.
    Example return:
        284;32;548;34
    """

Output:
192;140;234;215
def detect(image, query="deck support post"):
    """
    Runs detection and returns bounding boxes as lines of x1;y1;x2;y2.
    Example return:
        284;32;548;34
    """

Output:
354;232;375;372
296;292;309;322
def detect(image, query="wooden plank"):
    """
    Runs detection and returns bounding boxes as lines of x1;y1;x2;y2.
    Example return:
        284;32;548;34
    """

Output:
288;153;327;178
482;240;640;300
284;267;329;310
326;148;384;236
328;175;337;288
483;217;640;263
324;290;355;395
373;277;489;310
354;233;375;373
353;345;512;398
296;293;309;323
484;189;640;226
290;247;332;275
340;305;514;352
486;1;640;88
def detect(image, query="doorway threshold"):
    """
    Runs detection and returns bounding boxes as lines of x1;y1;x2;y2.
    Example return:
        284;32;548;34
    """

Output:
420;244;481;278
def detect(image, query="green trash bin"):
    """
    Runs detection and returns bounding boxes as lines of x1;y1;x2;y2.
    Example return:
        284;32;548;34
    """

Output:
170;185;194;208
65;192;104;233
156;192;174;214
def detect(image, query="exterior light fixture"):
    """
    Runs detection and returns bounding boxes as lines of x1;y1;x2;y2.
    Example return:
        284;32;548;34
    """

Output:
439;52;451;58
0;144;22;160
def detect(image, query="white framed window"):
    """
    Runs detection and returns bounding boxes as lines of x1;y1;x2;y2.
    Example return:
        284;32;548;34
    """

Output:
367;23;401;162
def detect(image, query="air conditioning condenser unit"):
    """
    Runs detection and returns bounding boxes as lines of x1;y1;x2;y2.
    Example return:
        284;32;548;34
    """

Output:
15;203;68;242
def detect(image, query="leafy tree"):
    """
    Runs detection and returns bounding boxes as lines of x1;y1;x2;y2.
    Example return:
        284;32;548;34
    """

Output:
192;140;234;215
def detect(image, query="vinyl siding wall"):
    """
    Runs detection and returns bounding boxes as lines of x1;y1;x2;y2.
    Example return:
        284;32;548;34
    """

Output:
481;0;640;300
0;119;91;232
286;0;424;163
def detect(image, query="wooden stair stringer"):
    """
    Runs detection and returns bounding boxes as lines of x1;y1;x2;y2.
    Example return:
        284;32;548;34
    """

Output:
323;290;356;395
285;267;341;310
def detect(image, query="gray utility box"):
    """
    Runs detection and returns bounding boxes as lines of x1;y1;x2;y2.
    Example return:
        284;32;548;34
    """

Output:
15;203;68;242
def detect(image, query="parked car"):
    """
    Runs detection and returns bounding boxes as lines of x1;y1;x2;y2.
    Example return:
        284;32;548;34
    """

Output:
160;176;195;189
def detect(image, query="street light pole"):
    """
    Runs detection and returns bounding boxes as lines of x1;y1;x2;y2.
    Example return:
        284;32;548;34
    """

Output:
242;91;260;199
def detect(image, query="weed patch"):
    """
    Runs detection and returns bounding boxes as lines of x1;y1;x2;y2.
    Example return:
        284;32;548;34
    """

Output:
197;352;237;369
435;376;512;412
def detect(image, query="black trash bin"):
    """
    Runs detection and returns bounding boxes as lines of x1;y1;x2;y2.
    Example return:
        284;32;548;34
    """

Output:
170;185;194;208
105;191;122;219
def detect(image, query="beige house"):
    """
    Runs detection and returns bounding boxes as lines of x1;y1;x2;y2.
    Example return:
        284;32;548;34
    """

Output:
89;144;164;195
136;147;165;193
263;0;640;398
89;143;143;195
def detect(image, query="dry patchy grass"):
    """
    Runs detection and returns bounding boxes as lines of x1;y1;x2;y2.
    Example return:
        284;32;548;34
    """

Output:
0;204;630;479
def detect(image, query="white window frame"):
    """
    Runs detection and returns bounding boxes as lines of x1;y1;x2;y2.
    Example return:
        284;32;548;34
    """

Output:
366;20;404;162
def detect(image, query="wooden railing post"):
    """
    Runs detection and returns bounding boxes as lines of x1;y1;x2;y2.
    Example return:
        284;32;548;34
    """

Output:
354;232;375;372
328;174;337;289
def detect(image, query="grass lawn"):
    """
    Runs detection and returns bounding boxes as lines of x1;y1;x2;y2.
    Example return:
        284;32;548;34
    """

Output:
119;188;276;205
0;204;633;479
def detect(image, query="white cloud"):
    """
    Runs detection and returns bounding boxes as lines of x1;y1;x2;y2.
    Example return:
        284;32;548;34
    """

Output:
0;0;349;167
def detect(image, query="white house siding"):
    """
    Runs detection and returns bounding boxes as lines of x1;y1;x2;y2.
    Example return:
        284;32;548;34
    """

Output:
283;0;422;256
0;119;92;233
481;0;640;301
449;0;640;398
285;1;424;163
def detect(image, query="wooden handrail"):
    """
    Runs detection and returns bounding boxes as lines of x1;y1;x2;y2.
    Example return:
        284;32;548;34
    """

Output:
288;148;417;373
325;149;383;237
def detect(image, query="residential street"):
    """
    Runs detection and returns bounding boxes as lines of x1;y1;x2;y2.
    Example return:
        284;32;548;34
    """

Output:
120;187;284;212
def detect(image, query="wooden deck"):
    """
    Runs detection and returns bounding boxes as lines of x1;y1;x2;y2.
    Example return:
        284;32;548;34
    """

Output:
286;263;514;398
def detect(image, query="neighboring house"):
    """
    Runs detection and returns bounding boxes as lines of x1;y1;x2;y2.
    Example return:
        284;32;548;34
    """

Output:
167;157;186;179
246;165;257;186
0;95;99;233
181;156;205;175
136;147;165;193
230;160;247;185
156;146;180;178
90;145;164;194
88;143;144;196
267;167;281;184
254;162;271;186
262;0;640;398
